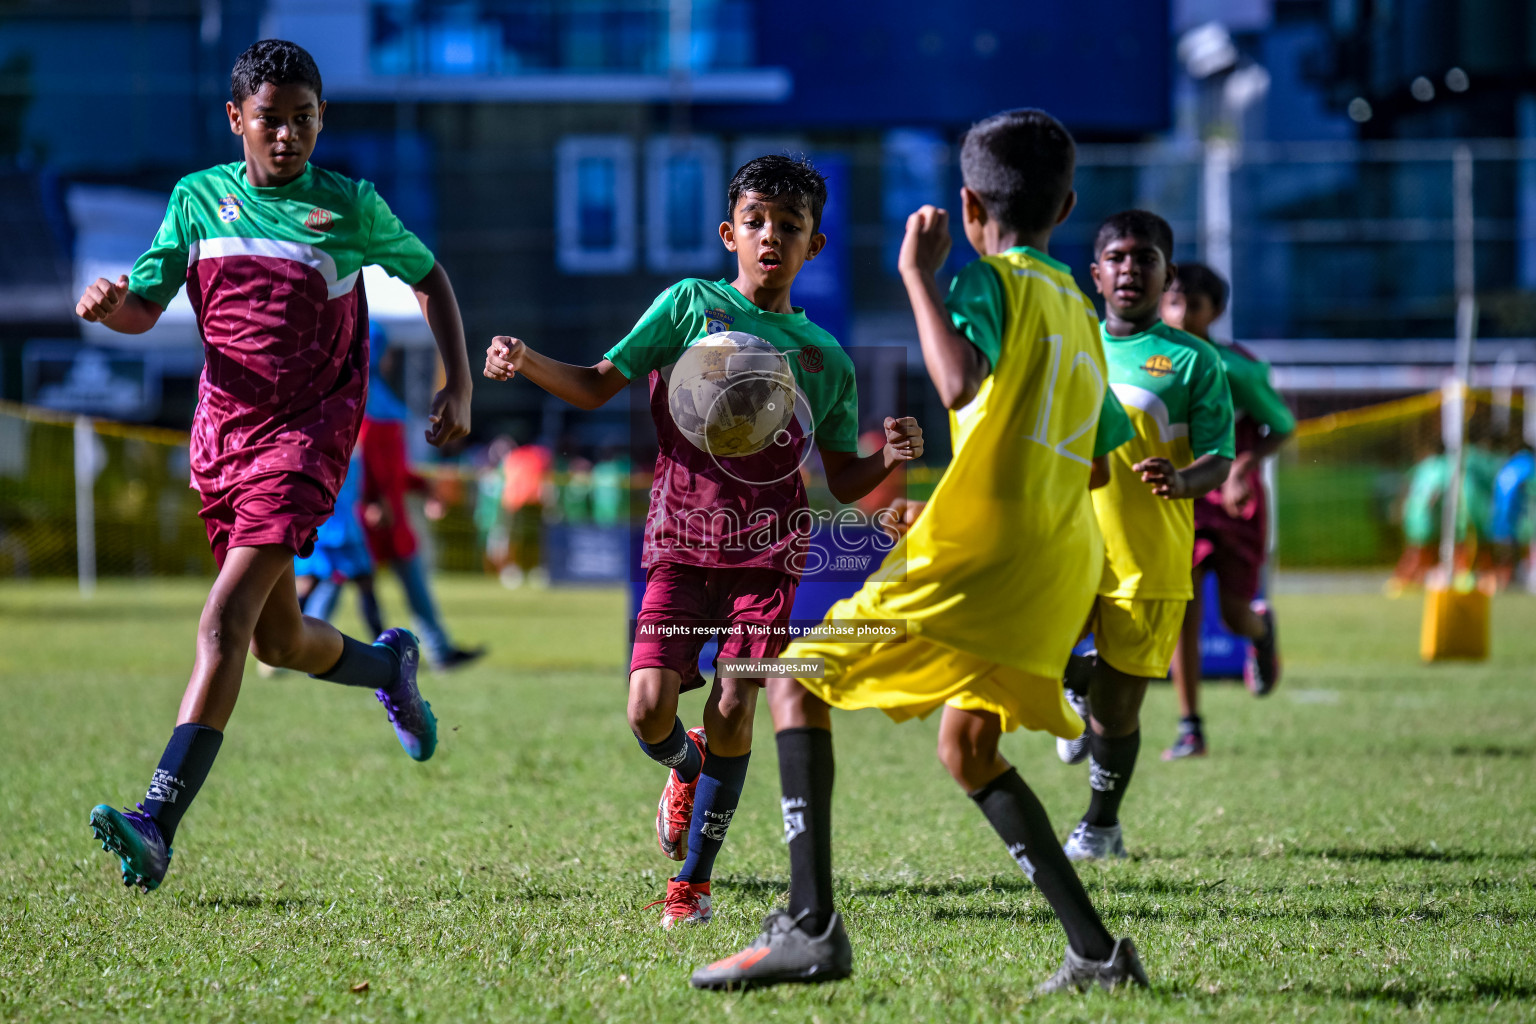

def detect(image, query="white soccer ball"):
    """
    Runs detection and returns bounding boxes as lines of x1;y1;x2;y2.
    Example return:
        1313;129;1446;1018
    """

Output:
667;331;797;458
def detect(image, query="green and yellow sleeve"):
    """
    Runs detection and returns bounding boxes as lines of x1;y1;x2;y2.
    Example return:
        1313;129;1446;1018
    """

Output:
1094;387;1135;457
944;259;1005;373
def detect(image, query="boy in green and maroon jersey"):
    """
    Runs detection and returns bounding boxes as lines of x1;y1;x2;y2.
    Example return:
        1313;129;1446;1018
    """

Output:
1160;262;1294;759
74;40;473;891
485;155;922;929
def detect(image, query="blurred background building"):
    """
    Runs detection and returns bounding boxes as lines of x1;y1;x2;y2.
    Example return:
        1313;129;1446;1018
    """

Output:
2;0;1535;580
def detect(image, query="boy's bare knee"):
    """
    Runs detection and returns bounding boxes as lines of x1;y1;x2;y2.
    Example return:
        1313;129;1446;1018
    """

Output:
626;700;670;740
935;732;968;782
626;674;678;742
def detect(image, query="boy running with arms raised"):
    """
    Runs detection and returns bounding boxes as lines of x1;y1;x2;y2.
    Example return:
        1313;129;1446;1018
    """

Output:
484;156;922;928
75;40;472;890
1057;213;1234;859
691;109;1148;994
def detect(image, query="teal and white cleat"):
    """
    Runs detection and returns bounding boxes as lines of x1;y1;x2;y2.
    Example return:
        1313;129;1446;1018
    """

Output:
89;803;171;892
373;628;437;761
1063;821;1127;862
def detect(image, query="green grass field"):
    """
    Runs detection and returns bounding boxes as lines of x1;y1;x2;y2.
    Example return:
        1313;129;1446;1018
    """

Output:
1;577;1533;1022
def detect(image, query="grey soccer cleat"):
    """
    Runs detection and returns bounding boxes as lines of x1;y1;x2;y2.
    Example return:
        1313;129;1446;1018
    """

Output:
1057;687;1092;765
690;910;852;990
1036;937;1149;994
1063;820;1127;862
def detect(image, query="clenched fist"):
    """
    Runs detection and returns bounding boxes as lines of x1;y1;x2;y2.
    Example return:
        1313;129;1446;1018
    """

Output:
897;205;952;279
76;275;130;324
483;336;527;381
883;415;924;462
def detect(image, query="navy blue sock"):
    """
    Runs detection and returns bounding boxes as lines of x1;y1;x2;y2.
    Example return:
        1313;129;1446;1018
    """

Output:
677;747;751;884
142;723;223;846
636;718;702;782
312;635;398;688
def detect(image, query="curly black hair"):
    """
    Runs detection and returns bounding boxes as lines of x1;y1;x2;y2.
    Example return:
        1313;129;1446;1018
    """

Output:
727;154;827;232
230;39;322;104
959;108;1076;235
1093;209;1175;264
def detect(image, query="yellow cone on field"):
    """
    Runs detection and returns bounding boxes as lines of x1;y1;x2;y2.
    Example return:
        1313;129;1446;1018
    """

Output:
1420;577;1490;661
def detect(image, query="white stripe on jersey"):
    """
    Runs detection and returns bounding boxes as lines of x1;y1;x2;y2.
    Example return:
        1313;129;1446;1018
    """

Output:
189;236;360;299
1110;383;1190;442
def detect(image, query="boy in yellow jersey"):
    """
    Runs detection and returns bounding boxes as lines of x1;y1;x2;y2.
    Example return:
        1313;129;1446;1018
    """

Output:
1056;211;1235;862
692;109;1150;994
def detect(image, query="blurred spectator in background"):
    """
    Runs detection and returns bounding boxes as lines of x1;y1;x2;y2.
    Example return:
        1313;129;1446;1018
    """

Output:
294;452;384;638
590;447;631;526
476;435;513;574
493;436;554;588
559;454;595;523
360;321;484;669
1489;442;1534;591
1387;441;1500;594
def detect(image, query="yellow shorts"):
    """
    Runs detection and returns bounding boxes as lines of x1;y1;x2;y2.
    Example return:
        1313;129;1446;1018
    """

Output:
784;635;1085;739
1092;596;1185;679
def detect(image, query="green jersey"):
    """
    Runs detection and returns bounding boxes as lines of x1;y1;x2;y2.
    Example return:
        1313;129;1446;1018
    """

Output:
126;160;435;499
1093;320;1236;599
605;278;860;576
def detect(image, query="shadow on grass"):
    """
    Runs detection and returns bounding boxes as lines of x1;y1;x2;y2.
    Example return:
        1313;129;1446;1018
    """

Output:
1153;974;1536;1007
187;895;319;910
1450;744;1534;759
1300;845;1510;864
1299;974;1536;1006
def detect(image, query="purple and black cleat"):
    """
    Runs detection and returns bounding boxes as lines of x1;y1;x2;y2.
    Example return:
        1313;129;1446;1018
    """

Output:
89;803;171;892
373;628;438;761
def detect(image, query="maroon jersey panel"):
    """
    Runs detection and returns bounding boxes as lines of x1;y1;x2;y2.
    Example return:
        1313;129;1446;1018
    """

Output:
641;370;813;577
186;255;369;501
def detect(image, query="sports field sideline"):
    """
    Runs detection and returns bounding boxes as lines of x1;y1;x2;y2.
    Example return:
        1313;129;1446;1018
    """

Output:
2;577;1533;1022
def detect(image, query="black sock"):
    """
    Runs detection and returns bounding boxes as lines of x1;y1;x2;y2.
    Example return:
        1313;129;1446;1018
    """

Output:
311;635;398;688
635;717;702;783
971;767;1114;961
677;747;751;884
1179;714;1203;734
777;727;835;934
1064;652;1095;698
1085;728;1140;827
359;590;384;638
143;723;223;846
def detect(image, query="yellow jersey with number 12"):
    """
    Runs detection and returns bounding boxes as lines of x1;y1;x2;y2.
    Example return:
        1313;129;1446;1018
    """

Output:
847;247;1128;679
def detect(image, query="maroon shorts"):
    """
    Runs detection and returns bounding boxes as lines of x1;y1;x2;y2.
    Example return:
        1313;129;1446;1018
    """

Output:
1193;492;1267;604
200;472;334;569
631;561;797;692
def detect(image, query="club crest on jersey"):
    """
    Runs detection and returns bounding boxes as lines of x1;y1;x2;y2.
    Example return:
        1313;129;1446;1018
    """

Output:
797;344;825;373
304;208;334;232
704;308;735;334
1141;354;1173;378
216;195;242;223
